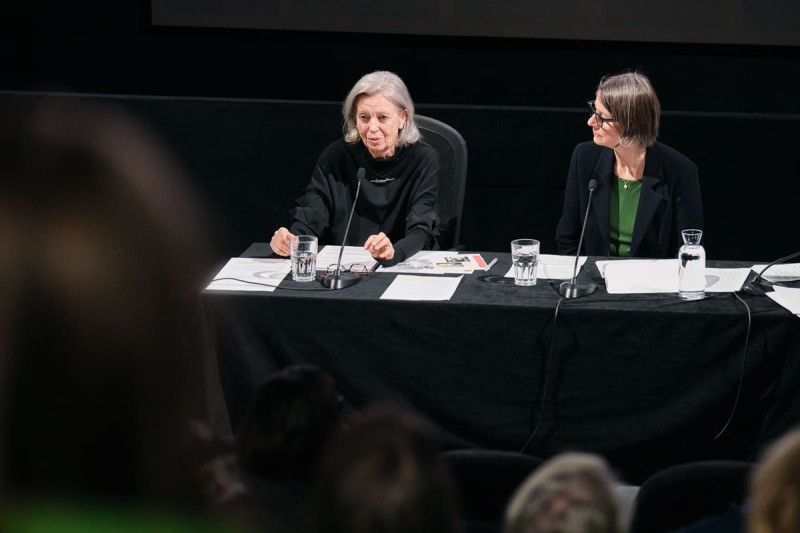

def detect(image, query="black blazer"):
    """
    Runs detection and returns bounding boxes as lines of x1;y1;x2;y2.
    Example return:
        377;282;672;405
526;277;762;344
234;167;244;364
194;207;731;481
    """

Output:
555;141;703;258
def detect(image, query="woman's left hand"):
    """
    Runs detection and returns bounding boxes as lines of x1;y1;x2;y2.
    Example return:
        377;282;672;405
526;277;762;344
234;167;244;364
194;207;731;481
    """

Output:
364;232;394;262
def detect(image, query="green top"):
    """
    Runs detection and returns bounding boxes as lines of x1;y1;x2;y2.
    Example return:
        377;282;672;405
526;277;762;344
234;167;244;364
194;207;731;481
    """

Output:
2;499;249;533
609;176;642;256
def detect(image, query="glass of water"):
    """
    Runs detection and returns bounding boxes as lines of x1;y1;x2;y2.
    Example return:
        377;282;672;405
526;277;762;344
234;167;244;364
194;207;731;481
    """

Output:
291;235;318;282
511;239;540;286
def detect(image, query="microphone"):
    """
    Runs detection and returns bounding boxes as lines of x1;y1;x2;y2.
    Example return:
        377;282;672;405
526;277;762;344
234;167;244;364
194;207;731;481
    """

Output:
559;179;598;298
739;249;800;295
319;167;366;290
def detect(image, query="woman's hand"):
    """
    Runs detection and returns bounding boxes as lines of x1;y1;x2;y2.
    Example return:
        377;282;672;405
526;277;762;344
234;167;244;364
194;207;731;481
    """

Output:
364;232;394;262
269;227;296;256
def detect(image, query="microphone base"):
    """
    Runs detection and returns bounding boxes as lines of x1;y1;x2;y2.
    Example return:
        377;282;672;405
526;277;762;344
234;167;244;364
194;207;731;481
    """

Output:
559;281;597;299
738;281;771;296
319;272;364;290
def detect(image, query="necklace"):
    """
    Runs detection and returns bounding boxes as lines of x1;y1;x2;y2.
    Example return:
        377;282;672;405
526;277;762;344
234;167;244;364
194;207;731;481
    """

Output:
618;176;639;190
369;167;396;184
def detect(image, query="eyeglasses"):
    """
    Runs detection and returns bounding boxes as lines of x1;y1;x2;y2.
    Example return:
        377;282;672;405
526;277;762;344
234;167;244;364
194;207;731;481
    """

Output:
326;263;370;274
588;100;617;127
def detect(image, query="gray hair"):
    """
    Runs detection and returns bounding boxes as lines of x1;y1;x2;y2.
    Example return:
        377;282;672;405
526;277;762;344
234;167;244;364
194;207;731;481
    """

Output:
342;71;421;147
597;71;660;148
504;452;622;533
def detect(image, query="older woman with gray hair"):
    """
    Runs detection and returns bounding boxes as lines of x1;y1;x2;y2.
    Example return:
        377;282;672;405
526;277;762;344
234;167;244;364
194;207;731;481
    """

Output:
556;71;703;258
270;71;439;265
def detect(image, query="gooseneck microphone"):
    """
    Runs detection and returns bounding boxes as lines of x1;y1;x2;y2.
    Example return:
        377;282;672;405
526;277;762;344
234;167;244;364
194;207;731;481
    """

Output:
559;179;598;298
739;249;800;295
320;167;366;290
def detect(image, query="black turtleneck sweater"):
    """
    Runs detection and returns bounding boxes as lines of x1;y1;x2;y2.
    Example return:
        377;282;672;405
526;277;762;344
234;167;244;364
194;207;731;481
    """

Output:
289;138;440;266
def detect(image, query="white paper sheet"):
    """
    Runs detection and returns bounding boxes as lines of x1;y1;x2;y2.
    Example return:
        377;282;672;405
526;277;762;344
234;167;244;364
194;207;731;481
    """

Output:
752;263;800;283
767;286;800;316
316;245;378;273
598;259;750;294
504;254;589;280
206;258;291;292
380;275;463;301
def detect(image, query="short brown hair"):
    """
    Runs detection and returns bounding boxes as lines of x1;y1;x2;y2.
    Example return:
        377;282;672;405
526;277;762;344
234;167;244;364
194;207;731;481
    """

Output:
314;405;461;533
597;72;660;148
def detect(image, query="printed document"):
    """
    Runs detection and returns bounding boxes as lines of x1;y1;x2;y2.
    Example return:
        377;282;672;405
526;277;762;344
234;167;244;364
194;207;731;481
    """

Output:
504;254;588;280
379;251;489;275
316;246;378;272
206;258;291;292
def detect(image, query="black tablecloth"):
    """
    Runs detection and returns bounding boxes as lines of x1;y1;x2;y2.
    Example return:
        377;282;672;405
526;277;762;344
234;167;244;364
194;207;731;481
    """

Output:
202;243;800;483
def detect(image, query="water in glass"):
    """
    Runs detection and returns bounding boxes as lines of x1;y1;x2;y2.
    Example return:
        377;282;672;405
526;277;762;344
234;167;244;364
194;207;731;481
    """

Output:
292;250;317;282
291;235;318;282
511;238;539;286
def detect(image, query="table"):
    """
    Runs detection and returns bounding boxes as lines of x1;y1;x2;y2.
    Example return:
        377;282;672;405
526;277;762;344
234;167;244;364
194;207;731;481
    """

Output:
202;243;800;483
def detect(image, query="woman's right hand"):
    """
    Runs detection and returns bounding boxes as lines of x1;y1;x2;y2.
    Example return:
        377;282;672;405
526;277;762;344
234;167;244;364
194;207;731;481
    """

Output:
269;227;296;256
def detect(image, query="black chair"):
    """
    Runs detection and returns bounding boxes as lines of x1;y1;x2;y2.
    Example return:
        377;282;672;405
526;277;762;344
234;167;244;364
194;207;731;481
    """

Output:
629;460;752;533
444;449;543;533
415;114;468;251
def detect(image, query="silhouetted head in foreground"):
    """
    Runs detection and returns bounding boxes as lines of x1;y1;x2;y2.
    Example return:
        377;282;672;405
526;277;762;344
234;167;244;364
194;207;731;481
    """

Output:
0;97;214;507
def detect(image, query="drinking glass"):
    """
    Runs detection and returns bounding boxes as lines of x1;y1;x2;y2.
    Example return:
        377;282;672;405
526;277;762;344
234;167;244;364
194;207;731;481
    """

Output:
291;235;318;282
511;239;540;286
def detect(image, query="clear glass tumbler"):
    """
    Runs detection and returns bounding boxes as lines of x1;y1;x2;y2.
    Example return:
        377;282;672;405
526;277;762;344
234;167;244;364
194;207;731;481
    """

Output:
511;238;540;286
291;235;318;282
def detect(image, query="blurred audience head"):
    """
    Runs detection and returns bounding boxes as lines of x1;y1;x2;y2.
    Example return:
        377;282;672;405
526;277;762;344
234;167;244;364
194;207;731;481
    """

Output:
749;427;800;533
313;404;462;533
236;364;342;481
504;452;621;533
0;97;214;506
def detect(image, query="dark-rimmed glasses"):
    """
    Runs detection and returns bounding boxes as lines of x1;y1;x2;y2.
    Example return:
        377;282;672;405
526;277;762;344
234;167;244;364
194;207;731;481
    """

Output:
588;100;617;127
326;263;370;274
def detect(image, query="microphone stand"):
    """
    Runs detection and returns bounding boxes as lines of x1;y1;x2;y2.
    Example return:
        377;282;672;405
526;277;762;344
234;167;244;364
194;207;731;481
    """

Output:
320;169;365;290
559;180;598;299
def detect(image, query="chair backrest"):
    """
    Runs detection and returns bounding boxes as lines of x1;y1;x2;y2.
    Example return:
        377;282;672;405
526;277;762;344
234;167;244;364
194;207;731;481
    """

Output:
415;114;468;250
629;460;752;533
444;449;543;531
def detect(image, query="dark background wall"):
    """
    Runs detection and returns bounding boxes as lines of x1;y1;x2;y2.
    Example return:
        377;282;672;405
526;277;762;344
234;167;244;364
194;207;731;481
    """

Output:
1;0;798;262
